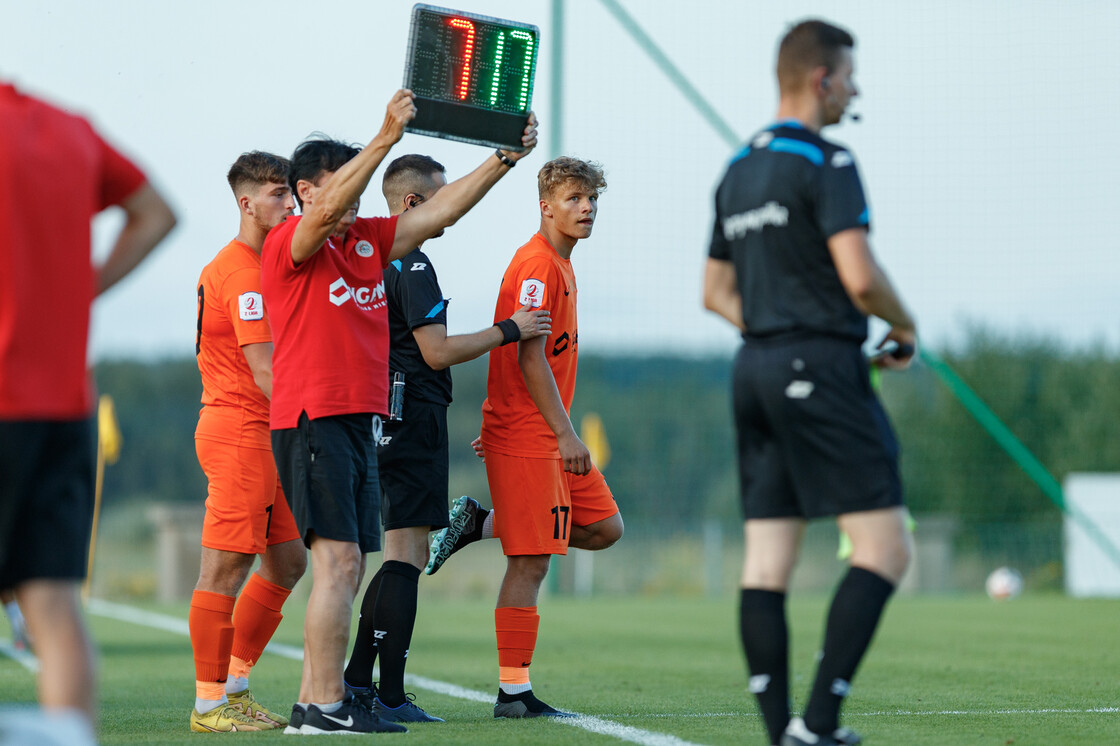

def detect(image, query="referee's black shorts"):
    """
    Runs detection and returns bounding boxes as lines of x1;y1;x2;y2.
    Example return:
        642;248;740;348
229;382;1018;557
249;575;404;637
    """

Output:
0;417;96;587
379;398;451;531
733;335;903;520
271;412;382;553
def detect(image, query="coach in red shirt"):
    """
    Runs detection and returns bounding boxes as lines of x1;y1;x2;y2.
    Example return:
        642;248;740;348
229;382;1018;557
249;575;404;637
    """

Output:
260;88;537;735
0;81;176;742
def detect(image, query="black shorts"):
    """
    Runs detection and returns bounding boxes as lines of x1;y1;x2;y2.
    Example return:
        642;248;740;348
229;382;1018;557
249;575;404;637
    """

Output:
0;418;96;587
378;399;451;531
733;335;902;520
271;412;382;553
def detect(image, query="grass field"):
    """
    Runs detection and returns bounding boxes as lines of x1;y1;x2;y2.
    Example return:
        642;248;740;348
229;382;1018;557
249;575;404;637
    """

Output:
2;592;1117;745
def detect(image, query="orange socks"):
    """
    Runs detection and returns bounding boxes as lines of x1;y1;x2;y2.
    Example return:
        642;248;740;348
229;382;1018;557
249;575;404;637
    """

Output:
189;590;235;699
190;574;291;701
496;606;539;688
230;573;290;677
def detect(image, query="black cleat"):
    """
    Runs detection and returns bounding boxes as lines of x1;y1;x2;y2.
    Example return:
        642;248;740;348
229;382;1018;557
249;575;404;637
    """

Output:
493;689;576;719
780;717;861;746
300;693;407;734
374;693;445;723
425;496;488;575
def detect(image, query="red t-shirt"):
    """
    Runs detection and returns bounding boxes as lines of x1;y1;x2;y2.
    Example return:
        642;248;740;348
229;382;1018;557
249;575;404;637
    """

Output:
260;214;398;429
195;240;274;449
481;233;579;458
0;83;146;419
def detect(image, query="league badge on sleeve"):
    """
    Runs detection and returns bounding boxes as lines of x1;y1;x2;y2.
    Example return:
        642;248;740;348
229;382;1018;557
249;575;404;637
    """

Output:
519;278;544;308
239;292;264;321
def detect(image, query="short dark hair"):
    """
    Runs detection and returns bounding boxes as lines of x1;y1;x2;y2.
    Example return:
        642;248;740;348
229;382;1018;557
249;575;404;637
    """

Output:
537;157;607;201
288;135;361;208
777;19;855;93
226;151;290;196
382;154;446;208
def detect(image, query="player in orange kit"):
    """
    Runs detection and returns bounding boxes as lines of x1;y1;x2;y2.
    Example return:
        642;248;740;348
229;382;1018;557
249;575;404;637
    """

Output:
189;152;306;732
432;157;623;718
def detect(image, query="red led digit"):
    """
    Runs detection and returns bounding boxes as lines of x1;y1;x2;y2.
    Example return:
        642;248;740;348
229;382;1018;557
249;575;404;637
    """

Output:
448;17;476;101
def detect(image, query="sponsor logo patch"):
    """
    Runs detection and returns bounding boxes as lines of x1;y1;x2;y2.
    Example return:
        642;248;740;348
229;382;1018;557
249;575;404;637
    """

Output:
831;150;854;168
329;277;385;310
519;278;544;308
238;292;264;321
722;201;789;240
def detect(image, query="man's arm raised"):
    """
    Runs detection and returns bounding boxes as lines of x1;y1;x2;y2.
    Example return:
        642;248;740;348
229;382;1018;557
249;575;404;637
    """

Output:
389;114;539;261
289;90;417;264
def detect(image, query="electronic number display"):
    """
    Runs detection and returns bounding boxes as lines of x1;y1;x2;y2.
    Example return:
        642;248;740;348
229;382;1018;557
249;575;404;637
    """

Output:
403;4;539;151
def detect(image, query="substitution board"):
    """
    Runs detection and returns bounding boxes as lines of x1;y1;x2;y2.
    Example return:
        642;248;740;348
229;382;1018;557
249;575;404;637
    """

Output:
403;4;539;151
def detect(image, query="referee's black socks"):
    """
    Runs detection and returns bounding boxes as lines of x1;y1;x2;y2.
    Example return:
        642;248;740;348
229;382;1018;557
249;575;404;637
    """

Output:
803;566;895;736
344;564;387;691
739;588;790;746
372;560;422;707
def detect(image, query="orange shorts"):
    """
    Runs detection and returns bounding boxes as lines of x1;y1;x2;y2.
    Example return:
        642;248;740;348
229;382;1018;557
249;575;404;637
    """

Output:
485;451;619;556
195;438;300;554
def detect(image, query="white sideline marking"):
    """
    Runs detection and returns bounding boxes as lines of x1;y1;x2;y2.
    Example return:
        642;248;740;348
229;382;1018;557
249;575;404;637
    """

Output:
85;599;704;746
607;708;1120;719
0;638;39;673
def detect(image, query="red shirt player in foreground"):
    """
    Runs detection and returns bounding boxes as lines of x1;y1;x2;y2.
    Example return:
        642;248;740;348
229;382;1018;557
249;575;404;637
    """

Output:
0;81;176;744
428;157;624;718
189;151;306;732
260;89;537;734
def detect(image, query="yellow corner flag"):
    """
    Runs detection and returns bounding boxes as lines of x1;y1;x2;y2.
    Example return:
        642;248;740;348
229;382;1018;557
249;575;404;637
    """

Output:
580;412;611;471
86;394;122;599
98;394;122;465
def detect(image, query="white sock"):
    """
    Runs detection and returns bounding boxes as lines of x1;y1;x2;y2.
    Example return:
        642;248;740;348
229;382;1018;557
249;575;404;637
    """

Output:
225;675;248;694
315;699;343;713
499;681;532;695
195;696;227;714
481;511;496;540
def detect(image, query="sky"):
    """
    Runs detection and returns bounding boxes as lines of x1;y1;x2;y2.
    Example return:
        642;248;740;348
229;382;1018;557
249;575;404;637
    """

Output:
4;0;1119;360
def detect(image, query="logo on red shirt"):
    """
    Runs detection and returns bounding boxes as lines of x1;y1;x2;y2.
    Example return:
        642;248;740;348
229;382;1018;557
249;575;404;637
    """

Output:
329;277;386;310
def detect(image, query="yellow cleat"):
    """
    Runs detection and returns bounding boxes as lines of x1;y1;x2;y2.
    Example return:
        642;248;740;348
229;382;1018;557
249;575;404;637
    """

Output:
190;703;262;732
227;688;289;729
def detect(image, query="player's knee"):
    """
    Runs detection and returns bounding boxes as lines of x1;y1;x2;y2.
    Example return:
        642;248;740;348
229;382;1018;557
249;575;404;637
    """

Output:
582;512;623;551
851;536;911;584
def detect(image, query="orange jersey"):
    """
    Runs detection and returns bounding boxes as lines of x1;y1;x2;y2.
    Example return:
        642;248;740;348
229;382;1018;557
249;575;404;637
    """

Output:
195;240;273;449
481;233;578;458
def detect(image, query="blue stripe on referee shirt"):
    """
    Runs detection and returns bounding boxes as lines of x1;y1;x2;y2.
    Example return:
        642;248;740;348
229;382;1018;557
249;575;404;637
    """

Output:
425;300;446;319
859;207;870;225
391;259;402;271
769;138;824;165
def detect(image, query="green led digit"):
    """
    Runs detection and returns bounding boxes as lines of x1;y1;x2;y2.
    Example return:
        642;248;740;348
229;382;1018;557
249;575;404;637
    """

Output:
488;32;506;107
510;30;534;111
488;29;534;111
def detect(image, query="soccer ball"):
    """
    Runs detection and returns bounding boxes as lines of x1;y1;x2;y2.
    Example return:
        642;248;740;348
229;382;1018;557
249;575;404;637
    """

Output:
985;566;1023;600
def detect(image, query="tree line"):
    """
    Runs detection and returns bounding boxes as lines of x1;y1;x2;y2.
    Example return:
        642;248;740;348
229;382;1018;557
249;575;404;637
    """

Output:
94;329;1120;533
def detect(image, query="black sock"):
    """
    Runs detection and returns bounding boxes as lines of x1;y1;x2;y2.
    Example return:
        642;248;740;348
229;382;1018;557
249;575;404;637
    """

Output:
372;560;421;707
344;564;386;690
803;567;895;736
740;588;790;745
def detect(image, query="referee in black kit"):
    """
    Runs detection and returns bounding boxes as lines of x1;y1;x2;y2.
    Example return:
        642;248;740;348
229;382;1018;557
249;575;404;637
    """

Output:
342;154;549;723
703;19;917;746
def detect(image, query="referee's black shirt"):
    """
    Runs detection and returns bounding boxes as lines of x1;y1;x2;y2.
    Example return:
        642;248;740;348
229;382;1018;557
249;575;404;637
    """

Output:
709;120;871;342
386;247;453;406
